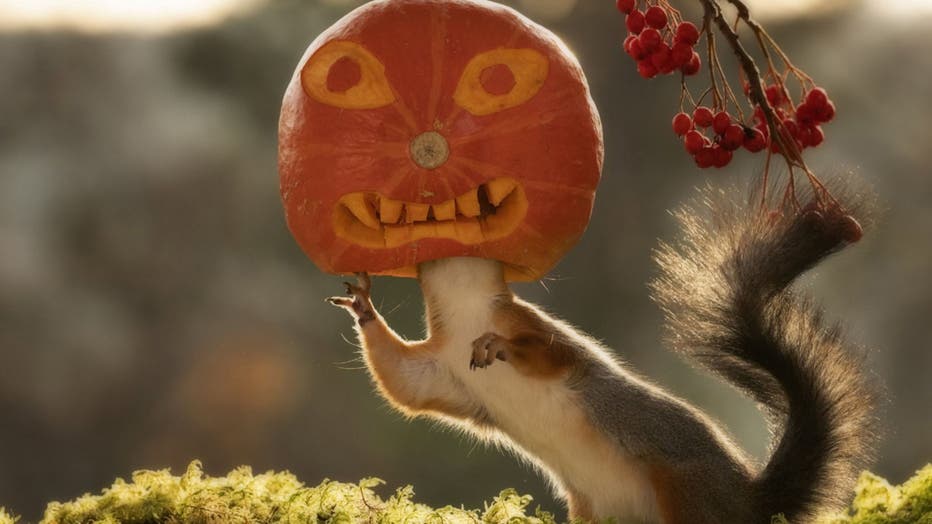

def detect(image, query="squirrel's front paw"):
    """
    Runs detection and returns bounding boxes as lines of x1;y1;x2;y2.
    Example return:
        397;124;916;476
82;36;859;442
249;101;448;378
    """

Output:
327;272;376;326
470;332;509;370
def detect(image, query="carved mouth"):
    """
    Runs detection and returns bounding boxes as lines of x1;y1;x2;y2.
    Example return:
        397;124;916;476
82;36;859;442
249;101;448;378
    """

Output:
333;177;528;248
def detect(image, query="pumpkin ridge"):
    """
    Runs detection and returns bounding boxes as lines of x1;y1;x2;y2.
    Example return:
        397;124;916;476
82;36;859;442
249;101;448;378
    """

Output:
386;83;420;133
426;5;448;127
447;110;558;147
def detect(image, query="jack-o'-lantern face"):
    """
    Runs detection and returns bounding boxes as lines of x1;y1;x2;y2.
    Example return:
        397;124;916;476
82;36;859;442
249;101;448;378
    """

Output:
279;0;603;281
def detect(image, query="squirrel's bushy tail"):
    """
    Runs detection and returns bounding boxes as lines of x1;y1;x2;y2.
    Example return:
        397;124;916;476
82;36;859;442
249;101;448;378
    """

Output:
651;183;877;522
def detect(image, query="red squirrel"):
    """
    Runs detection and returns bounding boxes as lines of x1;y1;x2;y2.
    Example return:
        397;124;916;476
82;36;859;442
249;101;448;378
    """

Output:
328;186;876;523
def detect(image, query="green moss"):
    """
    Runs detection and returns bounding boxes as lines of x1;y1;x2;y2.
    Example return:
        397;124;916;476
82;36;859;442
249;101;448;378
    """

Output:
0;508;19;524
39;461;559;524
772;465;932;524
8;461;928;523
815;465;932;524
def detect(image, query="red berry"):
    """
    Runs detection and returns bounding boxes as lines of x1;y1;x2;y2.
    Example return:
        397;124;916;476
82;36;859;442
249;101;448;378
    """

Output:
712;111;731;135
721;124;745;150
673;112;693;136
639;28;662;52
651;44;673;72
801;125;825;147
712;146;733;168
623;35;636;53
796;102;817;126
743;128;768;152
637;59;658;78
681;52;701;76
815;101;836;123
805;87;829;108
694;147;716;168
675;22;700;46
765;84;785;106
693;106;714;127
645;6;668;29
684;130;706;154
616;0;636;14
626;10;646;34
626;36;648;60
671;41;693;66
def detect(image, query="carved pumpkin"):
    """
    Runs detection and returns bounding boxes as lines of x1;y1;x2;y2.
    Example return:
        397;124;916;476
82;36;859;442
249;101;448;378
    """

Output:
279;0;603;281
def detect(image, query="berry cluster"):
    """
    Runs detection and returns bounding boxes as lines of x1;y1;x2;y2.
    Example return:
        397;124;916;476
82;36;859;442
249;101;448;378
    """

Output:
673;108;766;168
748;84;836;156
616;0;701;79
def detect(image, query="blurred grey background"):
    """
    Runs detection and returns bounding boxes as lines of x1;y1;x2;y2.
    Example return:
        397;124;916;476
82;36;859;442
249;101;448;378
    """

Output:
1;0;930;520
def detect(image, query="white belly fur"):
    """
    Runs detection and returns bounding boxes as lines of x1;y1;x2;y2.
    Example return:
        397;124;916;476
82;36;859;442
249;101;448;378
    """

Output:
420;258;660;522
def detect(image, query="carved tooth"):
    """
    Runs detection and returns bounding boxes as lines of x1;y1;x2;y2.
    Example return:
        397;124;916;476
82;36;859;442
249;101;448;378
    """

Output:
432;200;456;221
485;178;516;207
384;224;412;248
412;222;438;241
379;198;403;224
455;189;481;217
342;193;380;229
435;221;457;239
454;218;484;244
404;203;430;223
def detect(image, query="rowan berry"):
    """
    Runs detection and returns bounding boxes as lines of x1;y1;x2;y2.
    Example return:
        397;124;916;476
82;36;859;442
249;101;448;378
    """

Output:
781;118;800;142
637;59;658;78
626;10;646;35
712;146;733;168
675;22;700;46
796;102;817;126
815;101;836;123
639;28;662;52
651;44;673;72
671;41;693;66
681;52;701;76
616;0;636;14
693;106;714;127
805;87;829;108
721;124;745;151
743;128;768;152
673;112;693;136
765;84;785;106
695;147;715;168
626;36;648;60
684;130;707;154
801;125;825;148
645;6;668;29
712;111;731;135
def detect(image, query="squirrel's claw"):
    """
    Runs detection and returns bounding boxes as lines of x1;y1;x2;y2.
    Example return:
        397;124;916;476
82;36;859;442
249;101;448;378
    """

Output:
329;275;376;326
327;296;354;308
470;332;508;370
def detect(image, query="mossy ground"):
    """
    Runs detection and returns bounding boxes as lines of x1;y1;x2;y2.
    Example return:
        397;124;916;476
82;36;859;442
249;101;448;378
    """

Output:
1;462;929;523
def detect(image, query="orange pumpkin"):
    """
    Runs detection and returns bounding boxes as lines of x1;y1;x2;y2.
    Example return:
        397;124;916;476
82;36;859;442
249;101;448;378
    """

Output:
279;0;603;281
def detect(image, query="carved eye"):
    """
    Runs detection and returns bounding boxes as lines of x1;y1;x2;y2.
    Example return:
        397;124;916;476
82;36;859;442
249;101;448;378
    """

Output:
301;40;395;110
453;48;549;116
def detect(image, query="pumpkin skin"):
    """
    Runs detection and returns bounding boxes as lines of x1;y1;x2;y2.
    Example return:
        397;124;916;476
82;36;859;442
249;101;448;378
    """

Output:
279;0;603;281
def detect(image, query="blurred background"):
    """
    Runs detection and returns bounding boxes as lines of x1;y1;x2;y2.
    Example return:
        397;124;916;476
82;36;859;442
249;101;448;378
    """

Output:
1;0;930;520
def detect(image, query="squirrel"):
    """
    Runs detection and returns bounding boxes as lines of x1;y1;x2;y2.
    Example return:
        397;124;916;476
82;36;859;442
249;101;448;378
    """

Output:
327;184;876;523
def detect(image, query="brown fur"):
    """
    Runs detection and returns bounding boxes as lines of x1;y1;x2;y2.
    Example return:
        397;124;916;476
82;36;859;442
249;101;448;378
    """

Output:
490;301;579;378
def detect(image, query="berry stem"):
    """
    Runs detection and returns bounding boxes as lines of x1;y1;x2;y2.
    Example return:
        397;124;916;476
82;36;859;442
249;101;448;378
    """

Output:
700;6;723;109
